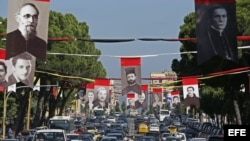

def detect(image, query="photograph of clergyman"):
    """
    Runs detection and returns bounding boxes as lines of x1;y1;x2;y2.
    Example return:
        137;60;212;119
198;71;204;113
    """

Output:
183;85;200;107
6;52;36;88
172;95;180;108
6;0;50;62
121;66;141;96
196;2;238;65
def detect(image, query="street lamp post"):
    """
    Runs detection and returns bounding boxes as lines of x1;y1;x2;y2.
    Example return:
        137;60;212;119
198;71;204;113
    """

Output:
2;90;13;139
26;90;32;130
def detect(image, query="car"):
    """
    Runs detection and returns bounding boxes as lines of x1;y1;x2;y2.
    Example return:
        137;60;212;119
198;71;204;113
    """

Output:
66;133;83;141
172;132;187;141
96;125;107;134
138;136;157;141
86;126;97;134
0;139;19;141
188;137;206;141
165;136;182;141
167;125;178;134
117;120;128;128
32;129;67;141
207;135;224;141
101;136;117;141
146;131;160;139
160;132;172;141
149;124;160;132
107;116;117;123
137;123;149;133
106;132;124;141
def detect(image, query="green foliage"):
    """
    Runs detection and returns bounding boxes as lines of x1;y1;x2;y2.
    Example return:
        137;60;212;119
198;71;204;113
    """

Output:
38;11;106;81
200;86;226;117
0;17;7;49
148;104;154;114
115;102;120;112
121;101;126;113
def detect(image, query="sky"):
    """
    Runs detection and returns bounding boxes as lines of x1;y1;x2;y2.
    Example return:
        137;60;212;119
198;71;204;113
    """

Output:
0;0;195;81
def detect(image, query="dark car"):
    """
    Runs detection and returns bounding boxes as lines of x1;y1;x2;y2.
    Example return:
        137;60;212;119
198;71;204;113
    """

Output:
137;136;157;141
207;135;224;141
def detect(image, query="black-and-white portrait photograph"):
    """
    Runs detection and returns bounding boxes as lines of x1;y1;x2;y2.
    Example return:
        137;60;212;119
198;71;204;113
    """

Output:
6;52;36;88
195;2;238;65
6;0;50;62
0;59;9;88
93;86;110;109
121;66;141;96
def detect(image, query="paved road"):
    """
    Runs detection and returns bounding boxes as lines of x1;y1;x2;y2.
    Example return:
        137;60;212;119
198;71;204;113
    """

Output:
127;117;136;136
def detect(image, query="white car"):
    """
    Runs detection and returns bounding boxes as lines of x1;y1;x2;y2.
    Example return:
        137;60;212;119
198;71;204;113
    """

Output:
107;116;116;123
66;133;82;141
32;129;67;141
173;132;187;141
149;123;159;132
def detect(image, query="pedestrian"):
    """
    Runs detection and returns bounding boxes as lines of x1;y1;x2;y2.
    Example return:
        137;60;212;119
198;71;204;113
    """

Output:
7;127;13;139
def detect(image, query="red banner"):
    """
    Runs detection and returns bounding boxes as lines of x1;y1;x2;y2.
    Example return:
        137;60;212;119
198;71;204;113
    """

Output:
0;49;6;59
141;84;148;91
152;87;163;93
95;78;110;86
120;57;141;66
171;90;180;96
182;77;200;107
86;83;95;89
182;77;198;86
127;93;135;99
120;57;141;96
35;0;50;2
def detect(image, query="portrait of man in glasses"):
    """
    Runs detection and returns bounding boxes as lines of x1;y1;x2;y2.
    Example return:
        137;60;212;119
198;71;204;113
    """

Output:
6;1;49;62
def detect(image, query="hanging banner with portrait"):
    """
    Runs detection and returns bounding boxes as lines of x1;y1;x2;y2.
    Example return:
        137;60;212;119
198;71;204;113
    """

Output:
120;57;141;96
93;78;111;110
0;49;7;90
171;90;180;108
5;52;36;88
182;77;200;107
195;0;238;66
83;83;95;111
136;84;148;110
152;87;163;108
126;93;135;110
6;0;50;62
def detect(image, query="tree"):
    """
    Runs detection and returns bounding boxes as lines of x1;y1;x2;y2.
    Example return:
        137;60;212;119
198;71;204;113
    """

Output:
115;102;120;112
121;102;126;113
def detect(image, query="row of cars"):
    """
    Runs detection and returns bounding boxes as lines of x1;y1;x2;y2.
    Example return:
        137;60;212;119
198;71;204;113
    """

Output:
181;116;224;141
132;111;225;141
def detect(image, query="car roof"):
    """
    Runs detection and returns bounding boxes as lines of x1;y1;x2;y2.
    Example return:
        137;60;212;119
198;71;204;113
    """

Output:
102;136;117;139
36;129;65;132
